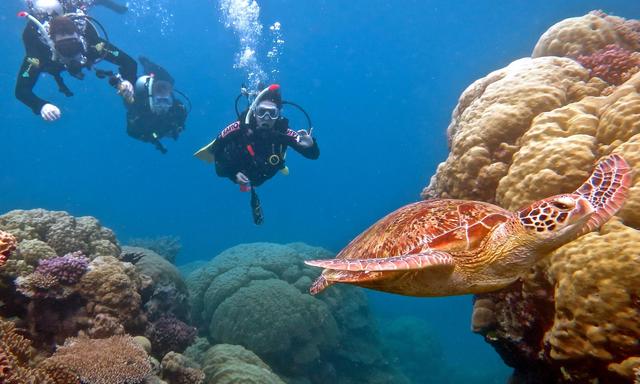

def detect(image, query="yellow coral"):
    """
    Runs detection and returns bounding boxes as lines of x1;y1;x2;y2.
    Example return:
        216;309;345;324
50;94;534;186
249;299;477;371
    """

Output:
422;56;597;202
544;219;640;370
532;11;640;59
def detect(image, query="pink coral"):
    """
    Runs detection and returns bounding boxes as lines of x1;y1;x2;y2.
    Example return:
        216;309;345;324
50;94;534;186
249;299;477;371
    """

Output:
577;44;640;85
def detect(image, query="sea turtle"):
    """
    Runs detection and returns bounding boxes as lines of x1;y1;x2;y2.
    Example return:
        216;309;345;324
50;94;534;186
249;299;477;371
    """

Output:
305;154;632;296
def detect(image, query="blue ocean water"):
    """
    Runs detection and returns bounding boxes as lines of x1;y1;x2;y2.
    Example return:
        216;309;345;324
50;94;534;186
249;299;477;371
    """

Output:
1;0;637;381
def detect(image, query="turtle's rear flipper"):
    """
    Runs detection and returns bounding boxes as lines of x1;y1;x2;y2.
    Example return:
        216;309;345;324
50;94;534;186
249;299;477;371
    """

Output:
304;251;454;272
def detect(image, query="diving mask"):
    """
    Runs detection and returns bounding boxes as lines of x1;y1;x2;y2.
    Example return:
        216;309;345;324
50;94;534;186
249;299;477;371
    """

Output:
55;36;85;58
255;104;280;120
150;95;173;114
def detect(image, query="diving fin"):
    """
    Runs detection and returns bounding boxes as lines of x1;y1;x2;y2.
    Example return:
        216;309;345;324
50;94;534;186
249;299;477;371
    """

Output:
250;188;264;225
194;139;216;163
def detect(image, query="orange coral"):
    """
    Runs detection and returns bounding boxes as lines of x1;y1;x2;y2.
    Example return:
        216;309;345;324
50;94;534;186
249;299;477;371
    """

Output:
0;230;17;267
0;318;78;384
45;335;152;384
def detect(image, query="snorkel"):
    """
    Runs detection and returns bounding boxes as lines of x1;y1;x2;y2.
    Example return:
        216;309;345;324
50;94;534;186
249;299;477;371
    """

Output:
245;84;280;125
17;11;55;53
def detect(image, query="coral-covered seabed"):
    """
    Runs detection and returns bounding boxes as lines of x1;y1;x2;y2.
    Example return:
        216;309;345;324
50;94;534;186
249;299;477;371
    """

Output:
424;10;640;384
2;9;640;384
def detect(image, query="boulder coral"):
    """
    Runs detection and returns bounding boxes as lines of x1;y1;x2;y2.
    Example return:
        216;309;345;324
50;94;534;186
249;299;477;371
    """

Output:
187;242;401;384
532;10;640;59
423;11;640;383
0;209;121;283
200;344;285;384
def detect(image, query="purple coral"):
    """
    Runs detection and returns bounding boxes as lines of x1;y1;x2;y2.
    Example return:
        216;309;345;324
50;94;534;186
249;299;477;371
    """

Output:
35;251;89;285
145;315;197;357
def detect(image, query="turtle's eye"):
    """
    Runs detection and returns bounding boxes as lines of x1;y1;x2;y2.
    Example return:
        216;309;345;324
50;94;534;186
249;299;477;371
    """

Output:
550;197;575;211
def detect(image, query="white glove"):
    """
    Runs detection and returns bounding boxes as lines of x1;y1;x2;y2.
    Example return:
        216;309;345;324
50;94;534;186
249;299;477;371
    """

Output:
297;128;314;148
40;103;61;122
118;80;134;102
235;172;250;185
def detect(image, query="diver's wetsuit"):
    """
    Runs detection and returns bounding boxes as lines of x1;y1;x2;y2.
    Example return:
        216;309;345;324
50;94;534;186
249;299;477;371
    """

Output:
126;100;187;152
14;21;136;115
126;57;187;153
213;110;320;186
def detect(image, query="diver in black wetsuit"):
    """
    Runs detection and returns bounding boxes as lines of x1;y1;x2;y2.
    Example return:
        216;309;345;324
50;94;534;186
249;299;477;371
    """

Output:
15;12;136;121
196;84;319;224
125;56;189;154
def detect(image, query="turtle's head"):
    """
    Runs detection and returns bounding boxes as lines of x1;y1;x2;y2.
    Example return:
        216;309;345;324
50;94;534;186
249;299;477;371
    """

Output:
517;194;594;248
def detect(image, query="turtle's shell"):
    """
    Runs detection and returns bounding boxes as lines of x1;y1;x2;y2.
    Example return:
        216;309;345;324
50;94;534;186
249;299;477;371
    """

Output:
337;199;513;260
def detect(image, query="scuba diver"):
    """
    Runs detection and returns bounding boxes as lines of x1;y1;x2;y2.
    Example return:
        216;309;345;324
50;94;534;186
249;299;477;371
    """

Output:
15;0;136;121
195;84;319;225
124;56;189;154
26;0;128;16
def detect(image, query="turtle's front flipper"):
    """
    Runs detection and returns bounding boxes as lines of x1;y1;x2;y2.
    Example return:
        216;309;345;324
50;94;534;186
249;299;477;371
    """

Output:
310;270;386;295
305;251;454;272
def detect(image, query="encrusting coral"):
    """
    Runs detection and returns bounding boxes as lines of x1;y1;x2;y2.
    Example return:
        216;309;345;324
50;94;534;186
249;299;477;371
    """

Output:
160;352;205;384
44;335;152;384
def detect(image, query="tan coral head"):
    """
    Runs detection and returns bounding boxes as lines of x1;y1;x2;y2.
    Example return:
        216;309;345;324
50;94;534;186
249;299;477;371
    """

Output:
305;154;632;297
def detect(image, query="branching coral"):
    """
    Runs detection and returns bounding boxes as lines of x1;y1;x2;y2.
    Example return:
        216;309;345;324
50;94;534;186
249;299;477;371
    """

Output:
0;230;17;267
0;318;79;384
145;315;197;357
45;335;152;384
577;44;640;85
35;251;89;285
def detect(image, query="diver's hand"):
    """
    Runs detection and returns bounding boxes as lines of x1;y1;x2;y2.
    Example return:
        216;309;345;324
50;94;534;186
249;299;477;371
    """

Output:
235;172;250;185
297;128;314;148
40;103;61;121
118;80;134;103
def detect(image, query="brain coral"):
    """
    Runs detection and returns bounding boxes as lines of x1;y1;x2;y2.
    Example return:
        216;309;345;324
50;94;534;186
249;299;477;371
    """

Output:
424;20;640;381
187;242;401;384
533;10;640;59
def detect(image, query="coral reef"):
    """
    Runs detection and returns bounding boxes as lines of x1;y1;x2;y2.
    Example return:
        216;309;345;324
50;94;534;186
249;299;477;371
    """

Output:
0;209;120;264
0;230;17;267
423;11;640;382
127;236;181;264
160;352;205;384
78;256;147;335
532;10;640;59
200;344;285;384
187;242;402;383
123;246;190;321
35;251;89;285
146;315;197;358
45;335;152;384
0;318;79;383
577;44;640;86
